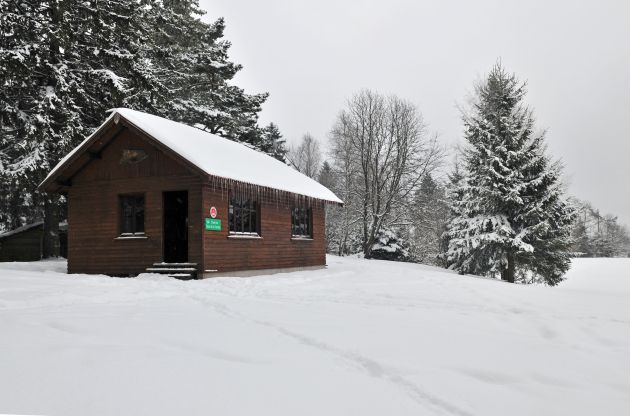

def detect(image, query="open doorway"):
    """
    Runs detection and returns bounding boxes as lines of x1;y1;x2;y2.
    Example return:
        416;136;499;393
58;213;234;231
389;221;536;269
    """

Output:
163;190;188;263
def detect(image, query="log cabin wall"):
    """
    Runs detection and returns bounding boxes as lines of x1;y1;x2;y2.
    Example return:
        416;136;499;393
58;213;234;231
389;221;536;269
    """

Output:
201;183;327;273
67;129;203;275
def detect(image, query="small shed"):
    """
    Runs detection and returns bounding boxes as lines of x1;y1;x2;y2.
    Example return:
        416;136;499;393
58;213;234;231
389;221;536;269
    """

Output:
0;222;68;262
39;108;342;278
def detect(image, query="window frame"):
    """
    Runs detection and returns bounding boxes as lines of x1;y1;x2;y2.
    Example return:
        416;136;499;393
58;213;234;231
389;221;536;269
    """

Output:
291;206;312;239
228;193;260;236
119;193;146;236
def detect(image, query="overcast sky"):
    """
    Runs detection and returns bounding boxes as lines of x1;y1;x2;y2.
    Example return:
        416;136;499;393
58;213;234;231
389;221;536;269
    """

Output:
199;0;630;223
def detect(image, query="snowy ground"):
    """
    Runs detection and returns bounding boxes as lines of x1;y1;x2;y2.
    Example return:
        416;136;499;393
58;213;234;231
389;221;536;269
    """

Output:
0;257;629;415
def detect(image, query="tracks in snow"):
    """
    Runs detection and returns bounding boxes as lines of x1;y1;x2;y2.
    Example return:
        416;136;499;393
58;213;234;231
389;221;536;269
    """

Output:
188;289;473;416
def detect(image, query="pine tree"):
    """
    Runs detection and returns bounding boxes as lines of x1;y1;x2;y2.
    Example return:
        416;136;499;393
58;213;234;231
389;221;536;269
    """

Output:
317;160;338;253
260;123;288;162
571;221;592;257
446;63;575;285
317;161;335;189
0;0;85;254
0;0;35;230
235;123;287;161
0;1;274;252
438;158;465;266
72;0;153;121
370;228;411;262
143;4;267;138
408;174;448;265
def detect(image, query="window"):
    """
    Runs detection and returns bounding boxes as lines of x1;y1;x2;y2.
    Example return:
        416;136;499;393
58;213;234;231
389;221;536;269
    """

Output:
120;195;145;235
291;207;312;238
229;194;259;235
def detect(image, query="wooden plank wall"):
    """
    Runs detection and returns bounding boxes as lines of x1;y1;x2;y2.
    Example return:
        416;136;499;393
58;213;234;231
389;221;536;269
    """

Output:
66;127;328;276
0;226;43;262
67;130;203;275
201;183;327;273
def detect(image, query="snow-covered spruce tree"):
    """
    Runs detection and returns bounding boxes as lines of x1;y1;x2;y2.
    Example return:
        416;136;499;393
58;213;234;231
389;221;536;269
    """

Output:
0;0;32;230
1;1;273;253
408;174;449;265
317;161;335;190
370;228;411;262
73;1;268;141
446;64;575;285
571;221;591;257
144;4;267;140
71;0;155;123
437;157;466;267
238;122;288;162
261;123;288;162
0;0;85;255
1;0;158;251
317;161;337;253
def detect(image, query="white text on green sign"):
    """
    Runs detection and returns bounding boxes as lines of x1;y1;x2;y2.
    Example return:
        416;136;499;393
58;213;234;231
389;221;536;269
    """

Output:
205;218;221;231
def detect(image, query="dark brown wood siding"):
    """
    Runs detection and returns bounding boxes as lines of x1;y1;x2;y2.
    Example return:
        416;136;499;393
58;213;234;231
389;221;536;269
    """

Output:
0;224;67;262
67;129;203;275
0;225;42;262
201;184;326;273
65;126;328;276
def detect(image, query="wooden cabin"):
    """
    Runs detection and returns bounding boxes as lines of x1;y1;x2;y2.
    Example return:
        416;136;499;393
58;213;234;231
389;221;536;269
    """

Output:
0;221;68;262
39;108;342;278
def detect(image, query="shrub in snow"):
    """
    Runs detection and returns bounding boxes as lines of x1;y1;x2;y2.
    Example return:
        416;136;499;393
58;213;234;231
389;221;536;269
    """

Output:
369;229;410;262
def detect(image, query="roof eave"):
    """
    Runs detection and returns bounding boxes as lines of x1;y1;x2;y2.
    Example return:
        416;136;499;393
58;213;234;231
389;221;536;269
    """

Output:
201;173;343;205
38;113;120;193
38;110;209;194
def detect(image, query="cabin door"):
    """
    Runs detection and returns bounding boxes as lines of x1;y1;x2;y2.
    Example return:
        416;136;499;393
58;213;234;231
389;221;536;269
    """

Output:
163;191;188;263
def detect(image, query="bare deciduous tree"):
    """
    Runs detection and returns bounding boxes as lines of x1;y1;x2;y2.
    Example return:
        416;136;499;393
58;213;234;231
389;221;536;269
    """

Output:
327;113;362;255
287;133;322;179
328;90;444;258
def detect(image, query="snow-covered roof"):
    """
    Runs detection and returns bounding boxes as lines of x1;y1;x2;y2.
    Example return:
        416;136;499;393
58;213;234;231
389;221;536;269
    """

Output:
0;222;44;240
0;221;67;240
41;108;342;204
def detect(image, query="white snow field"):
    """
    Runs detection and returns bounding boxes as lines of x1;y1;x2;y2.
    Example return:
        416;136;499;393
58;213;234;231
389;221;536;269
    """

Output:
0;257;629;416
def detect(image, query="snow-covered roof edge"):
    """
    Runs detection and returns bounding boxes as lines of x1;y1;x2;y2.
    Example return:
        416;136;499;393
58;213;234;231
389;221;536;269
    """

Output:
0;221;67;240
40;109;343;204
0;222;43;239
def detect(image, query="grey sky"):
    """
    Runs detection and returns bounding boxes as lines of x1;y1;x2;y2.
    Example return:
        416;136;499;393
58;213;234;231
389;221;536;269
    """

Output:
199;0;630;223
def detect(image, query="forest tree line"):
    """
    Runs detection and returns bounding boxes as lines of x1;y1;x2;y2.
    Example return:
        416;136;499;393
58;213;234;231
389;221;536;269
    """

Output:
293;137;630;265
570;199;630;258
289;66;629;286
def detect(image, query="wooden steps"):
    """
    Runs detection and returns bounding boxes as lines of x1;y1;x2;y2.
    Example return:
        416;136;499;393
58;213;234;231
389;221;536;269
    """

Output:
145;263;198;280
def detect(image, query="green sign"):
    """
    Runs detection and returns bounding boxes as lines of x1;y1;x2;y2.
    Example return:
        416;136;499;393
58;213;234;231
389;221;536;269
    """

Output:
205;218;221;231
